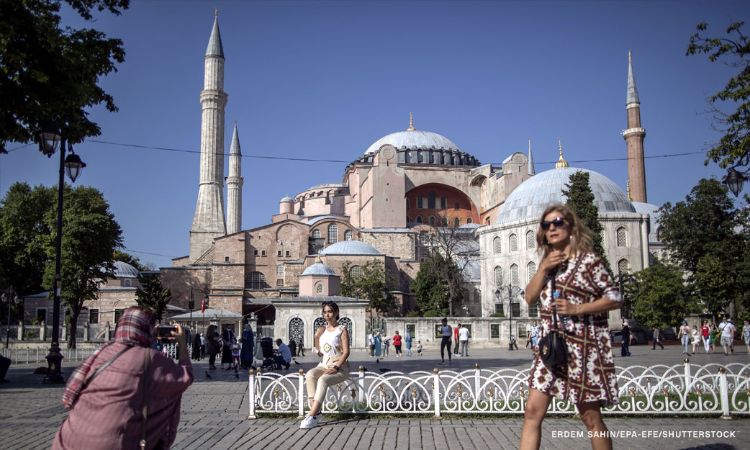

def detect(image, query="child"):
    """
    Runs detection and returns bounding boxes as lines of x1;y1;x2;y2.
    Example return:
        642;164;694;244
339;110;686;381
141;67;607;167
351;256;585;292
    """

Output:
416;341;423;356
230;339;241;369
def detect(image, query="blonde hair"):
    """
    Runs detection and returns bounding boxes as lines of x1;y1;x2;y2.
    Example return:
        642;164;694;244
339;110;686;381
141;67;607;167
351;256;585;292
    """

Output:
535;204;593;257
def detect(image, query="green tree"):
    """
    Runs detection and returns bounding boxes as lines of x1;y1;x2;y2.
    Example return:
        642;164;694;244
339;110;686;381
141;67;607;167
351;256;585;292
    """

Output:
563;171;611;270
0;183;55;297
687;21;750;170
658;178;749;318
0;0;129;153
412;252;465;317
340;260;396;325
629;262;695;329
135;273;171;321
41;185;123;348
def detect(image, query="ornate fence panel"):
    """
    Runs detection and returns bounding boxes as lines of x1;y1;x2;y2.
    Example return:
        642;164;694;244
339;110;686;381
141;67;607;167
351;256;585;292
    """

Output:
246;362;750;418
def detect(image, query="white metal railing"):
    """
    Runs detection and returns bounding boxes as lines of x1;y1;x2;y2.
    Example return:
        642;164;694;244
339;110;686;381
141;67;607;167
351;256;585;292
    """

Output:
246;362;750;418
0;346;101;364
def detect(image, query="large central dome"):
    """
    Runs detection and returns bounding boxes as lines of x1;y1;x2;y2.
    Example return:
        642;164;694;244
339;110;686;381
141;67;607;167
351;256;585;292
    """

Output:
364;129;461;155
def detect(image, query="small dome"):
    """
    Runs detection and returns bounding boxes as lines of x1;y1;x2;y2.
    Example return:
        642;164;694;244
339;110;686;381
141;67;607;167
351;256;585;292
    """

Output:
364;130;461;155
320;240;382;256
497;167;635;225
280;196;294;202
113;261;140;278
301;263;337;276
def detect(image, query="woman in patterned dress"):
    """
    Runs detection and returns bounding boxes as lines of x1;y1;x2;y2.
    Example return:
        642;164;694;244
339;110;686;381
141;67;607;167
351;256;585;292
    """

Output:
519;205;622;450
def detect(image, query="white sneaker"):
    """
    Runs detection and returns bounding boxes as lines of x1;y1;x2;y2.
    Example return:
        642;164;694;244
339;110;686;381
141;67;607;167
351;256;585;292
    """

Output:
300;414;319;429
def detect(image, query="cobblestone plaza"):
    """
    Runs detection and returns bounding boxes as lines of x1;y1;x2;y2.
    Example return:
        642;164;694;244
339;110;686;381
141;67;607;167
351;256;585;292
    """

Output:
1;345;747;449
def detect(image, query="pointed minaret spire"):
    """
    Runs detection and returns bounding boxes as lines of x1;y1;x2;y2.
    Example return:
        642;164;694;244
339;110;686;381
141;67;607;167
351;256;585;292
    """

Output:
407;112;416;131
190;13;229;262
226;123;243;235
626;50;639;108
206;10;224;57
555;139;569;169
623;51;647;202
527;138;535;175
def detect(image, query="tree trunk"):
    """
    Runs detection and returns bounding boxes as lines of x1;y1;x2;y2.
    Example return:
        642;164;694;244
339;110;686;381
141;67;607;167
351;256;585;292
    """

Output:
66;303;83;349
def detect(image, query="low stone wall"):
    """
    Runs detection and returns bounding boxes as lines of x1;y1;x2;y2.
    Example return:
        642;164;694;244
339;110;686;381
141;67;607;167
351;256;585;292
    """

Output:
383;317;533;348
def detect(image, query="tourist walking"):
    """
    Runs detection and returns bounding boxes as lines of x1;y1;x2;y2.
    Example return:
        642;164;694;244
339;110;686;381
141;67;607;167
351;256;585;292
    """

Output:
621;320;632;357
221;327;235;370
240;325;254;368
459;323;470;357
530;322;540;348
701;321;711;353
405;331;413;356
453;323;460;355
743;320;750;354
191;332;202;360
651;326;664;350
206;324;221;370
393;331;402;357
519;204;621;450
53;307;193;450
300;301;351;429
374;333;382;357
367;332;375;357
383;335;391;357
416;340;423;356
691;326;700;354
678;321;691;355
720;319;736;355
439;318;452;364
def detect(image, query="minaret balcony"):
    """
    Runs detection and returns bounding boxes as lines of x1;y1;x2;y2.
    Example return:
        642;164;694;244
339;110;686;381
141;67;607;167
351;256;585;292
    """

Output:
621;127;646;138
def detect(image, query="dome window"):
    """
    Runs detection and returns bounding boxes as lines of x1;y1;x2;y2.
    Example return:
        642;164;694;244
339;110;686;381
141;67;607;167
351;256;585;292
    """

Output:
509;234;518;252
526;230;536;250
493;237;502;254
616;227;627;247
617;259;630;275
328;224;338;244
344;230;353;241
527;261;537;282
494;266;503;286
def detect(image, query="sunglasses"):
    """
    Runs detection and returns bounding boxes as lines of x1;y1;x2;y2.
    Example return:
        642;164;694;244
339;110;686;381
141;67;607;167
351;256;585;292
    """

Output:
541;217;566;230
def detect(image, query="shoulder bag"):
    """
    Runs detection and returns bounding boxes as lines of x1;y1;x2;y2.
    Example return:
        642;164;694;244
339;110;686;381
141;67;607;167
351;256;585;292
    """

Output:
538;272;567;370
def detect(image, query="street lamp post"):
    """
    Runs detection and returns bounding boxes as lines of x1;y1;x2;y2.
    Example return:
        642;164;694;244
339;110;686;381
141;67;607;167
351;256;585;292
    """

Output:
2;291;19;349
41;132;86;384
497;285;523;350
722;153;749;197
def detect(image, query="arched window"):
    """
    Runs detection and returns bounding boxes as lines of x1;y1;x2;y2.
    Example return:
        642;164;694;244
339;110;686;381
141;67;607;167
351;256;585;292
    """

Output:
617;259;630;275
454;217;460;227
510;264;519;286
429;216;436;226
526;230;536;250
466;218;472;224
288;317;304;346
338;317;353;345
344;230;353;241
509;234;518;252
494;266;503;286
328;224;338;244
416;216;423;224
247;271;266;289
350;265;363;279
314;317;326;331
526;261;537;282
441;217;448;226
311;229;321;239
493;236;502;254
315;282;323;294
485;217;490;225
616;227;627;247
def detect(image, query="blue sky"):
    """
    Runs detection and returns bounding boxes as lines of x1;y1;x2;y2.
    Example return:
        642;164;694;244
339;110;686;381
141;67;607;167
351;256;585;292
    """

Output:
1;0;747;268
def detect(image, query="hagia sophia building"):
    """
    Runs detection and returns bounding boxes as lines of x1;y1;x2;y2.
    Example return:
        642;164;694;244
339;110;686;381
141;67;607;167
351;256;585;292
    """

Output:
158;15;662;349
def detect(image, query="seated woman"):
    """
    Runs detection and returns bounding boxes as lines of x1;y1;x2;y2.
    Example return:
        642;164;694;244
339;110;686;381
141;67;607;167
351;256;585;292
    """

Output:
300;301;350;429
53;306;193;450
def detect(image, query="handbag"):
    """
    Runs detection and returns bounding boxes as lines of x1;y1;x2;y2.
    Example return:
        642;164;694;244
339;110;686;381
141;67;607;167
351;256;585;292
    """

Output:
538;273;567;370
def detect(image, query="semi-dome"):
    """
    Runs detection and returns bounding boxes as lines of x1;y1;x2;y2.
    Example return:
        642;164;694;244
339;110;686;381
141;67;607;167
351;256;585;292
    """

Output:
280;196;293;202
320;240;382;256
364;129;461;155
301;262;337;276
497;167;635;225
113;261;140;278
632;201;662;243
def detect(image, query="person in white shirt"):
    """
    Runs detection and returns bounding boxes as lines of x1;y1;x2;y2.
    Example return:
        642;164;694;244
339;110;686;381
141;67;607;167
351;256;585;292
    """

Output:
459;324;470;357
367;333;374;357
275;339;292;370
720;319;736;355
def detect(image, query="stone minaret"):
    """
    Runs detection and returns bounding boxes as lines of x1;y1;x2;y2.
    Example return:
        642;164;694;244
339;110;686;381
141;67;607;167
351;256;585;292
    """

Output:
226;123;243;235
622;51;647;202
190;12;228;262
527;139;535;175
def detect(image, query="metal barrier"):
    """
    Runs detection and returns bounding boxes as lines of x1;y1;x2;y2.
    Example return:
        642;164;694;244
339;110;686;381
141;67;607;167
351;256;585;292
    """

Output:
246;361;750;418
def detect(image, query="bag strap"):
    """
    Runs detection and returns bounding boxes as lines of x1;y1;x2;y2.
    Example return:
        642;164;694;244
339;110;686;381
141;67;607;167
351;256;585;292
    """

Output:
139;349;151;450
550;273;560;331
81;345;132;392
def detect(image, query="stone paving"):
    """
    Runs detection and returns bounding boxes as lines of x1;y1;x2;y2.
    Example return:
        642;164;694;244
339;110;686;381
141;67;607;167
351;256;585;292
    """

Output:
0;344;748;449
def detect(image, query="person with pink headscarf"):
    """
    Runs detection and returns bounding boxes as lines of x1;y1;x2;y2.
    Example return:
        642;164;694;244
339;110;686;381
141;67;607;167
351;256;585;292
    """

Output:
53;307;193;450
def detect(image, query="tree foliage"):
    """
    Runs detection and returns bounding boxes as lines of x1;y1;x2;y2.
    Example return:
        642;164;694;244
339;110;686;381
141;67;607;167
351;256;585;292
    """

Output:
629;261;696;329
340;260;396;316
136;273;171;321
563;171;611;271
113;249;146;272
40;185;123;348
687;21;750;170
658;178;750;318
0;0;129;153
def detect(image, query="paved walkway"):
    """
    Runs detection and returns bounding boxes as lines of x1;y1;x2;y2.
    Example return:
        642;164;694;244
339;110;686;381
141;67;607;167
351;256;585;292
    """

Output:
0;345;748;449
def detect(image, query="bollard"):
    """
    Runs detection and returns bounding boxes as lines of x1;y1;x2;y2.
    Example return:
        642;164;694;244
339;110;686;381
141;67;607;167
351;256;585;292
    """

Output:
718;367;731;420
433;368;440;418
248;369;257;419
683;358;691;395
298;369;305;417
